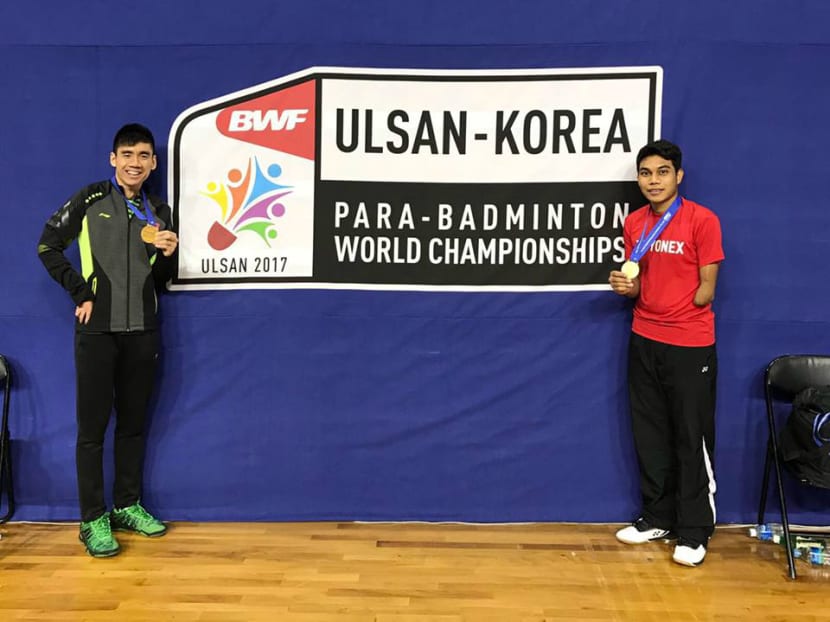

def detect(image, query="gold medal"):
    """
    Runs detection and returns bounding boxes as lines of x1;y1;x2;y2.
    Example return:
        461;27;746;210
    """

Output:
620;260;639;279
141;225;158;243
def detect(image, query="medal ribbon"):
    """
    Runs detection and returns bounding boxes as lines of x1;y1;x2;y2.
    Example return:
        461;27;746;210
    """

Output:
629;196;682;263
110;175;157;227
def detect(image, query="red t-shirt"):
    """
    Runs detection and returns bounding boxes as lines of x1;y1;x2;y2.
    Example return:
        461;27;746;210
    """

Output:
623;198;724;347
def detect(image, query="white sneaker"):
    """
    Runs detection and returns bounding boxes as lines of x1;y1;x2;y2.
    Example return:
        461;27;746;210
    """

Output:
673;540;706;566
616;518;673;544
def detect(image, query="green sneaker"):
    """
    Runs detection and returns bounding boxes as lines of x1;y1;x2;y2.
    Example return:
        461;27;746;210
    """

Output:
110;502;167;537
79;513;120;558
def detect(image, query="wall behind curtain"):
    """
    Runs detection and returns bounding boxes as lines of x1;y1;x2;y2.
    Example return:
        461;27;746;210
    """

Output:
1;0;829;522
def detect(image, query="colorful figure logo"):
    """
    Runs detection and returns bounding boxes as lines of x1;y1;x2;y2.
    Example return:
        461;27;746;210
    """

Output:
201;156;292;250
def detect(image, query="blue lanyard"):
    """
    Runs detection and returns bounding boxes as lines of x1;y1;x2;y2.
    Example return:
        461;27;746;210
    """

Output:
110;176;156;227
630;196;682;262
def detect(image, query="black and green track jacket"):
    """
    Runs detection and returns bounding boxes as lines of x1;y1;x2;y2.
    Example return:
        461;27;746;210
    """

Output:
38;180;176;333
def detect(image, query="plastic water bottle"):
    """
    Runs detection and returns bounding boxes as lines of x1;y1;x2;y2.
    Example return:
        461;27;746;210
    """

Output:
750;525;830;566
750;523;783;542
809;544;830;566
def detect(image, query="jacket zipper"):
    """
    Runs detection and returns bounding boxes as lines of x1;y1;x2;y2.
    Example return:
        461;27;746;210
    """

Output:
126;208;131;331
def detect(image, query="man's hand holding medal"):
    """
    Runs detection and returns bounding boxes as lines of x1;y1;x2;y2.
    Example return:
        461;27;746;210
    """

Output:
142;225;178;257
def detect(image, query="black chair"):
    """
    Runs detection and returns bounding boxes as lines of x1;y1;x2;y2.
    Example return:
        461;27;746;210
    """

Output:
757;354;830;579
0;354;14;524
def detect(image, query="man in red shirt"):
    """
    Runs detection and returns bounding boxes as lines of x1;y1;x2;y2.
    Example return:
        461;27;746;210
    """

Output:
609;139;724;567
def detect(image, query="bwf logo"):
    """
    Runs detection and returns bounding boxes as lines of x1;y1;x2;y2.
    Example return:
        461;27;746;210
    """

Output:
215;80;316;160
226;109;309;132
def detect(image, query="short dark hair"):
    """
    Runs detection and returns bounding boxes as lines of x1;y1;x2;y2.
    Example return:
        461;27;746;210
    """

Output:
112;123;156;154
636;139;682;171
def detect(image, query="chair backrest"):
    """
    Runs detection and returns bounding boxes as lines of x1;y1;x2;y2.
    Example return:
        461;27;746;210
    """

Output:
0;355;8;401
0;355;9;428
765;355;830;400
0;355;9;418
0;354;12;524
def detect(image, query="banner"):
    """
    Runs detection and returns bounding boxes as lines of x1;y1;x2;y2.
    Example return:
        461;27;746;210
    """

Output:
168;66;662;291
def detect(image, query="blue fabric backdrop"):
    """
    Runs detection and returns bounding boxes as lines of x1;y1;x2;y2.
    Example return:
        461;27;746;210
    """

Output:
1;0;829;523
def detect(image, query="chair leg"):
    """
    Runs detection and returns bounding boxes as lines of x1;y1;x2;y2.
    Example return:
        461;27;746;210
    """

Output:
773;461;796;579
0;364;14;524
0;426;12;524
6;436;13;520
758;437;773;526
768;421;796;578
0;435;13;524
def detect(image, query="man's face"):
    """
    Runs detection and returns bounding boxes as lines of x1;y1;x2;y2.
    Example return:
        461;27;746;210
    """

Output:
637;154;684;207
110;141;156;194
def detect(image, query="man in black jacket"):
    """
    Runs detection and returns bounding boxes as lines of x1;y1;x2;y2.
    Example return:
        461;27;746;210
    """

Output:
38;123;178;557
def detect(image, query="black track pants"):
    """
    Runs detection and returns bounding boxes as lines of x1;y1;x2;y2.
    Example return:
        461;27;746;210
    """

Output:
627;332;717;546
74;331;158;523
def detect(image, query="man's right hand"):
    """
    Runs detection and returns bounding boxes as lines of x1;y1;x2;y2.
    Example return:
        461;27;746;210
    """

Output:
75;300;93;324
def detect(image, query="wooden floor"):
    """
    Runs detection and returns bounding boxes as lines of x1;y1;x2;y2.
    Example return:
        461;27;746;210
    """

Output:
0;522;826;621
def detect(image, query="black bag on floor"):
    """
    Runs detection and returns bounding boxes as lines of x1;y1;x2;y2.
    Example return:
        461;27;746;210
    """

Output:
779;385;830;488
